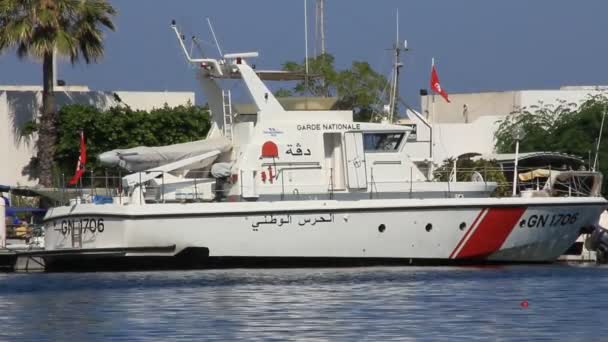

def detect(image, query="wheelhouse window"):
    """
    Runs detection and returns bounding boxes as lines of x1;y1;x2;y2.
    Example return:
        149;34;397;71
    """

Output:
363;132;405;152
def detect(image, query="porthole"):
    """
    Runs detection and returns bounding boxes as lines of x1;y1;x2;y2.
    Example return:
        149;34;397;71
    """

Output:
459;222;466;231
425;223;433;232
378;224;386;233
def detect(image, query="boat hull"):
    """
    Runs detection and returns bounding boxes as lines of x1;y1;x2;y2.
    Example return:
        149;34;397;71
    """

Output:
42;197;607;270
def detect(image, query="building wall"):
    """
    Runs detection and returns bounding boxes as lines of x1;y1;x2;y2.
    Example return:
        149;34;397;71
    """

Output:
517;89;602;109
421;91;520;124
0;88;194;187
409;87;606;164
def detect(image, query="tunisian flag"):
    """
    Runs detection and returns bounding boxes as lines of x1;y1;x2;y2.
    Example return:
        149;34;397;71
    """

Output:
68;131;87;185
430;62;450;103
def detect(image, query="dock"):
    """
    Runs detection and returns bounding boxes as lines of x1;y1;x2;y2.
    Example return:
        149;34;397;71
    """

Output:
0;247;45;272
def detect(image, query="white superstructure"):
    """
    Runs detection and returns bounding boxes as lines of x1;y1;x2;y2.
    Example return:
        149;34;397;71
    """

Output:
37;22;607;271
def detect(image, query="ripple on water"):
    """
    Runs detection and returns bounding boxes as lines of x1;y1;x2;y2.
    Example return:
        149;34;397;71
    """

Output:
1;265;608;341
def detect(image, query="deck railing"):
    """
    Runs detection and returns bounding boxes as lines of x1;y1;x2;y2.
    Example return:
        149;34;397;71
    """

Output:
46;164;598;206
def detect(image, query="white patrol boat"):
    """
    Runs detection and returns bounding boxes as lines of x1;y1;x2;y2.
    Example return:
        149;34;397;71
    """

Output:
38;22;607;271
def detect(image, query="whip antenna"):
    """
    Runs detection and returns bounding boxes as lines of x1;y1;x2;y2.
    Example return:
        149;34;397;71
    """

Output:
206;17;223;57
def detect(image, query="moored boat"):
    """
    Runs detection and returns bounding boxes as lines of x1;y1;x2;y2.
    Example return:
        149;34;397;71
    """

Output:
37;21;608;271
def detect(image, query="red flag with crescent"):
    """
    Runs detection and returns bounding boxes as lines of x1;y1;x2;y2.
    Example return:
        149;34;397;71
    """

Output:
68;131;86;185
430;63;450;103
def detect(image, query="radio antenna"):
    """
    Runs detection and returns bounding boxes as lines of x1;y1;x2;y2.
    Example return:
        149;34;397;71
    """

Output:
206;17;223;57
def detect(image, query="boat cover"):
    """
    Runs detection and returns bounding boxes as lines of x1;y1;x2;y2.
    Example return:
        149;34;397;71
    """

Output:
99;137;231;172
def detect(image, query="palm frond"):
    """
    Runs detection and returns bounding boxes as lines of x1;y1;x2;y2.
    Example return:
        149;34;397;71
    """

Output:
0;0;115;63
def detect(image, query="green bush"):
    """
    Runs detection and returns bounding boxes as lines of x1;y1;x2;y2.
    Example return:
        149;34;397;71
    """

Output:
54;103;211;177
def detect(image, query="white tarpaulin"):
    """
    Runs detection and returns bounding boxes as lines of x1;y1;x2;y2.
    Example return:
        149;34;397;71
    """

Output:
99;137;231;172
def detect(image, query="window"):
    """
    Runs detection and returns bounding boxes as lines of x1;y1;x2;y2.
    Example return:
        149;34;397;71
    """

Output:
363;132;405;152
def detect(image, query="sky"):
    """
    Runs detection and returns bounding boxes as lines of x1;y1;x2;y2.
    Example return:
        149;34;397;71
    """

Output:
1;0;607;109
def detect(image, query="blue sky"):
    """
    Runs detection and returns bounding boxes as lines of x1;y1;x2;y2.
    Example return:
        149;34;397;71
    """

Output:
1;0;607;109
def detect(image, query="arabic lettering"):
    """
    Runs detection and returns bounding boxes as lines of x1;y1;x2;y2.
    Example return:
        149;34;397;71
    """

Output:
298;217;311;226
285;143;312;156
298;213;334;226
277;216;291;227
251;214;291;229
251;213;334;229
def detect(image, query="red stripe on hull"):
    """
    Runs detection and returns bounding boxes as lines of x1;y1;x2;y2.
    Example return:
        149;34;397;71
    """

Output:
449;209;486;259
455;207;526;259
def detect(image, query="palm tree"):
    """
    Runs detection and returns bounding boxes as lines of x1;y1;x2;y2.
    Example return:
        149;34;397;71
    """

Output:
0;0;116;186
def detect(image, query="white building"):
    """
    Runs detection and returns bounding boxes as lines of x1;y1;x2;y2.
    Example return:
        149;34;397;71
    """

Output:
0;85;194;187
405;86;608;164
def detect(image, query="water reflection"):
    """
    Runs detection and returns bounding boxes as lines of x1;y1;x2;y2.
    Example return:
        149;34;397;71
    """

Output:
1;265;608;341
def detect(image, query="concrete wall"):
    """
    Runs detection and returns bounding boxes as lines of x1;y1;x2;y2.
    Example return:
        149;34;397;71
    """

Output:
0;87;194;187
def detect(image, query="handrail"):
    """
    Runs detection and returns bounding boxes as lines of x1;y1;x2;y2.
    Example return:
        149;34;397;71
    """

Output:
48;162;601;208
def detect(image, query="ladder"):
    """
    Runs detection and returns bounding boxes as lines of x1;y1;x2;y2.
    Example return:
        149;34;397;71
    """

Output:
71;221;82;248
222;90;234;142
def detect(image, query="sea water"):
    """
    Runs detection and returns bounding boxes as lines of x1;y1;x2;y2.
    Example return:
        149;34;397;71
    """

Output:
1;265;607;341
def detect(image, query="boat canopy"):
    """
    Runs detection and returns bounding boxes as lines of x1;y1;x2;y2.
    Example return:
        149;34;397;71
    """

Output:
518;169;552;181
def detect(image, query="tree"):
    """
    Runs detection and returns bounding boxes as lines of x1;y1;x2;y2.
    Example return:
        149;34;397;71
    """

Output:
282;53;338;97
494;94;608;192
0;0;116;186
334;61;388;122
282;54;388;121
54;103;211;180
494;99;578;154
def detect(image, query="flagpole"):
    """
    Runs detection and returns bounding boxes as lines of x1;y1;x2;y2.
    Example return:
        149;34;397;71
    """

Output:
430;57;436;180
431;57;435;125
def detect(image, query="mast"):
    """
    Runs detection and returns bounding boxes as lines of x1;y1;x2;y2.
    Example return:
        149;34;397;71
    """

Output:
315;0;326;56
388;10;403;123
314;0;327;96
304;0;310;94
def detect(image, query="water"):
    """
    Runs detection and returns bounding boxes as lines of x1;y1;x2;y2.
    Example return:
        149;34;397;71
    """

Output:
1;265;607;341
